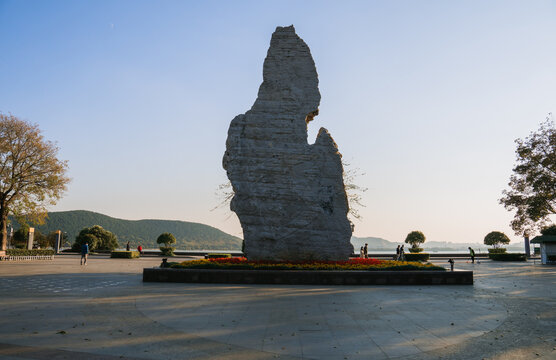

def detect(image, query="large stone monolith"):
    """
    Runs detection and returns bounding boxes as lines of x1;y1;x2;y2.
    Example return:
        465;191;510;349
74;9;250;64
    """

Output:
223;25;353;261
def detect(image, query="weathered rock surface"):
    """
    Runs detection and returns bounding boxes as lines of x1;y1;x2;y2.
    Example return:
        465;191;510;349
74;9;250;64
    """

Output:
222;25;353;261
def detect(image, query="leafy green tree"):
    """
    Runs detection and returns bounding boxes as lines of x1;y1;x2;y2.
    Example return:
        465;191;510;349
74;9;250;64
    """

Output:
540;224;556;236
405;231;426;253
0;114;70;250
11;225;51;249
46;231;68;248
157;232;176;256
500;115;555;235
34;230;49;249
12;224;29;249
484;231;511;249
72;225;118;251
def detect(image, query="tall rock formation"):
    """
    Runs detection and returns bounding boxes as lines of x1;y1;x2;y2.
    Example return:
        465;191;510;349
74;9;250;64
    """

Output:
222;25;353;261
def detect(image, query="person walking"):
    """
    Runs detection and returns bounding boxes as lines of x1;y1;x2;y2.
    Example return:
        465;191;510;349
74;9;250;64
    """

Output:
363;243;368;259
137;245;143;256
80;241;89;265
360;246;365;258
395;245;400;261
126;241;130;251
468;247;475;264
399;245;405;261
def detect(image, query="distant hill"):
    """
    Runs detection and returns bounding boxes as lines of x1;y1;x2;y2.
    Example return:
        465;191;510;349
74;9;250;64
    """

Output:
13;210;242;250
351;236;394;250
352;236;523;252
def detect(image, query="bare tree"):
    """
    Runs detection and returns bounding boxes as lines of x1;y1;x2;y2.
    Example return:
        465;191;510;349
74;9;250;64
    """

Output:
215;161;367;226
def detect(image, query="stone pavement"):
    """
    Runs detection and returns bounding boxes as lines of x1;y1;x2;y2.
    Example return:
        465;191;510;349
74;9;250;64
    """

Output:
0;255;554;359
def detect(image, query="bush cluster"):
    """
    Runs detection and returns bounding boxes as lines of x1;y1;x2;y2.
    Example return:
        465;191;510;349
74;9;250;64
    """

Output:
6;249;55;256
404;253;430;262
72;225;118;252
110;251;140;259
489;253;526;261
488;248;507;254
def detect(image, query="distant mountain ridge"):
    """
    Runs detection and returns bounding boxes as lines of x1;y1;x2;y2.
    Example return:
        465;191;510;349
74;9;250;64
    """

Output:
14;210;242;250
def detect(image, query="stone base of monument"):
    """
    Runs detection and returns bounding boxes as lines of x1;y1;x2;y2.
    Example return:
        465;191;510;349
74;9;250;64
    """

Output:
143;268;473;285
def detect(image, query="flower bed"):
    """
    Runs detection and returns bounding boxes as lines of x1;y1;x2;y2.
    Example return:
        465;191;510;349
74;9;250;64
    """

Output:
170;257;445;271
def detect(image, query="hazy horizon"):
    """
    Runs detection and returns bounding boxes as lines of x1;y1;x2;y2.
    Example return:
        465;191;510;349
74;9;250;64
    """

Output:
1;1;555;245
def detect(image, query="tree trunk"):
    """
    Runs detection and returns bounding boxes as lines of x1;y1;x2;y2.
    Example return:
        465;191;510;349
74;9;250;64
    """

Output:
0;207;7;251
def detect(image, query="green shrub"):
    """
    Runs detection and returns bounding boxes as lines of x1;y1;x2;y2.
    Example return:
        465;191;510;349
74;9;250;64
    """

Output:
405;231;426;253
160;247;175;256
110;251;140;259
540;225;556;236
403;253;430;262
6;249;55;256
489;253;526;261
488;248;507;254
205;253;232;259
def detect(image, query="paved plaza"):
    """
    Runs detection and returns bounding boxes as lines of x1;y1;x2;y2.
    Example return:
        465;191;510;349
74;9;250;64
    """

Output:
0;255;554;359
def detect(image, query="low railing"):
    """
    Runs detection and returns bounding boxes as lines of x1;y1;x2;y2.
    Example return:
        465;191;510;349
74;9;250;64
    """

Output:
0;255;54;261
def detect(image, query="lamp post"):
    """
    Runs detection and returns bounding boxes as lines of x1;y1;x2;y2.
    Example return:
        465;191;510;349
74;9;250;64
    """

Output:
7;224;12;249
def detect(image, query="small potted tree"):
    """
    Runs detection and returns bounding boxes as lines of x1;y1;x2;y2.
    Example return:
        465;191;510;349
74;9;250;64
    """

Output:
404;231;429;261
483;231;526;261
484;231;510;254
157;232;177;257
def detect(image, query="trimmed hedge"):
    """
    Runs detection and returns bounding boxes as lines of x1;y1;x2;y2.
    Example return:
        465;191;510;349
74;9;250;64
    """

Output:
408;247;424;254
6;249;54;256
403;253;430;262
489;253;526;261
160;247;175;256
110;251;140;259
488;248;507;254
205;253;232;259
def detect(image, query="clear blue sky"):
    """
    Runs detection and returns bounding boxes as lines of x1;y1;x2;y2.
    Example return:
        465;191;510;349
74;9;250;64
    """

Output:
1;0;555;244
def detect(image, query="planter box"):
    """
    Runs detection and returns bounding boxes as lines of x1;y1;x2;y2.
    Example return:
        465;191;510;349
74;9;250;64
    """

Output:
143;268;473;285
111;251;140;259
488;253;526;261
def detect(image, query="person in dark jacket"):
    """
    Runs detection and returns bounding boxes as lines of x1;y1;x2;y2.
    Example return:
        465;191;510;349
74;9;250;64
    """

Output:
80;242;89;265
